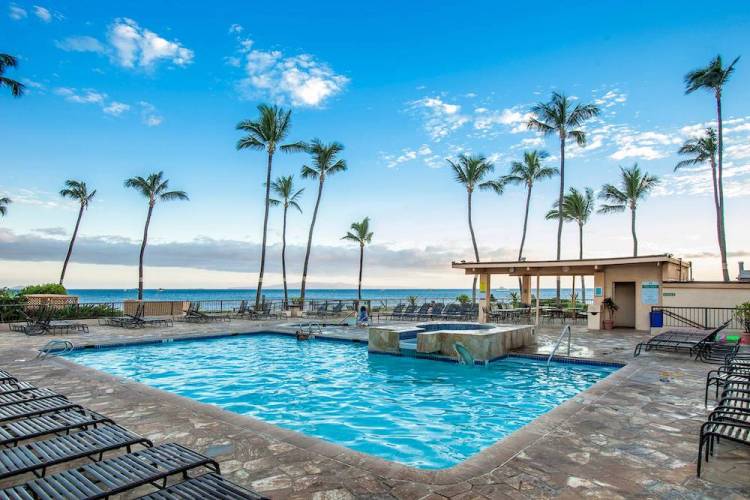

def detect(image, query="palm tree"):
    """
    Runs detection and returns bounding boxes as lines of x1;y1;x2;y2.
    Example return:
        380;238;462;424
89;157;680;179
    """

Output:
546;187;595;301
58;180;96;285
598;164;659;257
527;92;600;303
236;104;306;309
269;175;304;307
684;56;739;281
0;54;24;97
124;172;188;300
676;128;728;281
342;217;374;307
299;139;348;306
447;153;501;303
503;150;558;294
0;197;10;217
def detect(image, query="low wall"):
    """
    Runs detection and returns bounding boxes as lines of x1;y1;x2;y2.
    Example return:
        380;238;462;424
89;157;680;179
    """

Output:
662;282;750;308
25;294;78;307
123;300;188;317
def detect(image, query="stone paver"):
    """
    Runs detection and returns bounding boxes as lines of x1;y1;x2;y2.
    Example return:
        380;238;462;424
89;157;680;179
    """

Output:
0;320;747;498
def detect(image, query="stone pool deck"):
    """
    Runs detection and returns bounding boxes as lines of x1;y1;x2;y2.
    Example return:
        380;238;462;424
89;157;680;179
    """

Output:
0;321;748;499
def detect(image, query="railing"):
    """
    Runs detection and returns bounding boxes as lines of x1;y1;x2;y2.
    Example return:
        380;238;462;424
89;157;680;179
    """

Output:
651;306;742;330
547;324;572;369
36;339;74;359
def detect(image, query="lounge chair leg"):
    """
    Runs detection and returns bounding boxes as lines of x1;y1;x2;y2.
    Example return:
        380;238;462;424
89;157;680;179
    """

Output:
697;437;704;477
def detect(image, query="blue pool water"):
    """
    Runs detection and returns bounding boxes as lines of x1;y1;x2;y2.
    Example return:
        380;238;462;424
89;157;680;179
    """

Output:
66;334;618;469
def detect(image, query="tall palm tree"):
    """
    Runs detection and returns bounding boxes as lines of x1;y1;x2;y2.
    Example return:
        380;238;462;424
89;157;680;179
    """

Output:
0;197;10;217
269;175;304;306
124;172;188;300
546;187;595;301
447;153;501;303
236;104;306;309
598;164;659;257
676;128;728;281
299;139;348;306
58;180;96;285
527;92;600;303
0;54;24;97
342;217;374;307
503;150;557;294
684;56;739;281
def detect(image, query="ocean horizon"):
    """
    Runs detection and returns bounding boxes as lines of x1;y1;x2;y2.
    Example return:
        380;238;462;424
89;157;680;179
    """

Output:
66;288;595;304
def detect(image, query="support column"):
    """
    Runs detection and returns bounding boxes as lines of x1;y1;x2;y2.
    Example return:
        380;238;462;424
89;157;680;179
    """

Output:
535;275;540;326
479;274;491;323
521;275;532;305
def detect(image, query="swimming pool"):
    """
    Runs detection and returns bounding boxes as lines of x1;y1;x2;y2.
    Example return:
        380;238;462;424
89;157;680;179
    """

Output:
65;333;618;469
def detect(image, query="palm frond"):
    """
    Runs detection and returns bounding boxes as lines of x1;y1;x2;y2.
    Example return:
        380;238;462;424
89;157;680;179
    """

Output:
0;76;24;98
159;190;189;202
567;130;586;147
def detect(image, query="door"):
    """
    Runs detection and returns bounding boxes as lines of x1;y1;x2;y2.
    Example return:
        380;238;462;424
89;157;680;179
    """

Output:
613;282;636;328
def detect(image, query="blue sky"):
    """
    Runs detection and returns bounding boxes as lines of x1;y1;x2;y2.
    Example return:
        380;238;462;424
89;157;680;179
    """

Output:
1;1;749;289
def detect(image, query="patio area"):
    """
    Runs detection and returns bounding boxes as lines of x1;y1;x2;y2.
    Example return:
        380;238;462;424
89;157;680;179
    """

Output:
0;321;747;498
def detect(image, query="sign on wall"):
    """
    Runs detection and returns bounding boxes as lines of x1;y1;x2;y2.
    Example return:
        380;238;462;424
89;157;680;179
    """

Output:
642;281;660;305
595;287;603;297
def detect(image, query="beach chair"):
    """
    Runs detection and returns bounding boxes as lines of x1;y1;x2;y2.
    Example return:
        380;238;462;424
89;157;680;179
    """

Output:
100;303;146;328
404;303;430;320
0;408;113;447
698;413;750;476
384;304;404;320
184;302;230;323
425;303;444;320
0;424;152;481
633;320;730;357
0;387;61;407
441;303;462;320
0;380;36;396
139;472;268;499
1;443;219;499
0;397;83;424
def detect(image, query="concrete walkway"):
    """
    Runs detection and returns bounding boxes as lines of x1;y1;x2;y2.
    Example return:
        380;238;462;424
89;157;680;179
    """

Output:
0;322;747;499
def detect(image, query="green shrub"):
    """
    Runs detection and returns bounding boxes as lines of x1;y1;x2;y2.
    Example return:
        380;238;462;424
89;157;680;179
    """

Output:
455;294;470;305
736;302;750;333
50;304;120;320
19;283;67;296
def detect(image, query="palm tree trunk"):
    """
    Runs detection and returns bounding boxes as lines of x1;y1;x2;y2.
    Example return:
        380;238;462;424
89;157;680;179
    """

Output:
138;203;154;301
709;156;729;282
357;243;364;307
59;204;84;285
715;92;729;281
255;152;274;309
281;203;289;308
556;137;565;304
467;190;480;303
300;177;324;307
579;222;585;303
517;184;532;296
631;206;637;257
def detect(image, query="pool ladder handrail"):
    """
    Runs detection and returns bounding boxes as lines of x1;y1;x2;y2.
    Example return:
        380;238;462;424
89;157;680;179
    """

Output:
36;339;74;360
546;324;571;369
305;322;323;334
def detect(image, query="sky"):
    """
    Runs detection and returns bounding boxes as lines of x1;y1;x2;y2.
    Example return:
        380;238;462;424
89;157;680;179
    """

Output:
1;1;750;290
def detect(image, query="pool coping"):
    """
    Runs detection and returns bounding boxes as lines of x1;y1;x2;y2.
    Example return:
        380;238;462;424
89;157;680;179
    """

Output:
39;329;637;485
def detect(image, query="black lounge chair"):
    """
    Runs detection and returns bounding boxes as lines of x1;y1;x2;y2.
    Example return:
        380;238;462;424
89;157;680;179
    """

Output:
0;424;152;480
398;305;418;320
705;365;750;406
184;303;231;323
442;303;463;320
0;396;83;424
139;472;267;499
695;342;741;364
403;303;429;320
0;371;17;384
698;416;750;476
0;409;113;447
0;388;60;407
384;304;404;320
1;442;219;499
424;303;444;320
0;381;35;396
633;320;730;357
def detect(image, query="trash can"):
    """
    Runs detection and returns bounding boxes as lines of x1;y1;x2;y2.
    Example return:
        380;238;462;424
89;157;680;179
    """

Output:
649;310;663;328
587;304;600;330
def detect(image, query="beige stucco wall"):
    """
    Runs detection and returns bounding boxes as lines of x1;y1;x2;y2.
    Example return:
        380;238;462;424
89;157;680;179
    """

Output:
662;283;750;308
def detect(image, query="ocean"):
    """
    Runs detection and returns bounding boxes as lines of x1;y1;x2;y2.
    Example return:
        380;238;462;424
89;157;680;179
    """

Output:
68;288;594;304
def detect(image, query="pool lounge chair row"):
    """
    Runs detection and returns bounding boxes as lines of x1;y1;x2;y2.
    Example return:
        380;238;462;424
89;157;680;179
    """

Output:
383;302;478;321
232;300;279;320
9;308;89;336
99;303;175;329
0;369;265;499
698;349;750;476
633;320;731;358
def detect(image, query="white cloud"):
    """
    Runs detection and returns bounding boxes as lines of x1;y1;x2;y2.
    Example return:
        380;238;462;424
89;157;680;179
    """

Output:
382;144;436;168
55;36;106;53
408;97;469;141
103;101;130;116
8;4;26;20
228;23;243;34
108;18;194;70
594;89;627;108
55;87;107;104
474;107;532;133
609;145;667;161
139;101;163;127
32;5;50;22
236;40;348;107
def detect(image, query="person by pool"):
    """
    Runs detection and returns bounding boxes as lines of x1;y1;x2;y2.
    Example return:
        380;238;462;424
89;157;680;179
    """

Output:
357;305;369;327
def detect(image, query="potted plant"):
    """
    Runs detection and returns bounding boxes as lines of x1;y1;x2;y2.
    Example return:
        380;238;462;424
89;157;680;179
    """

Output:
601;297;618;330
735;301;750;334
